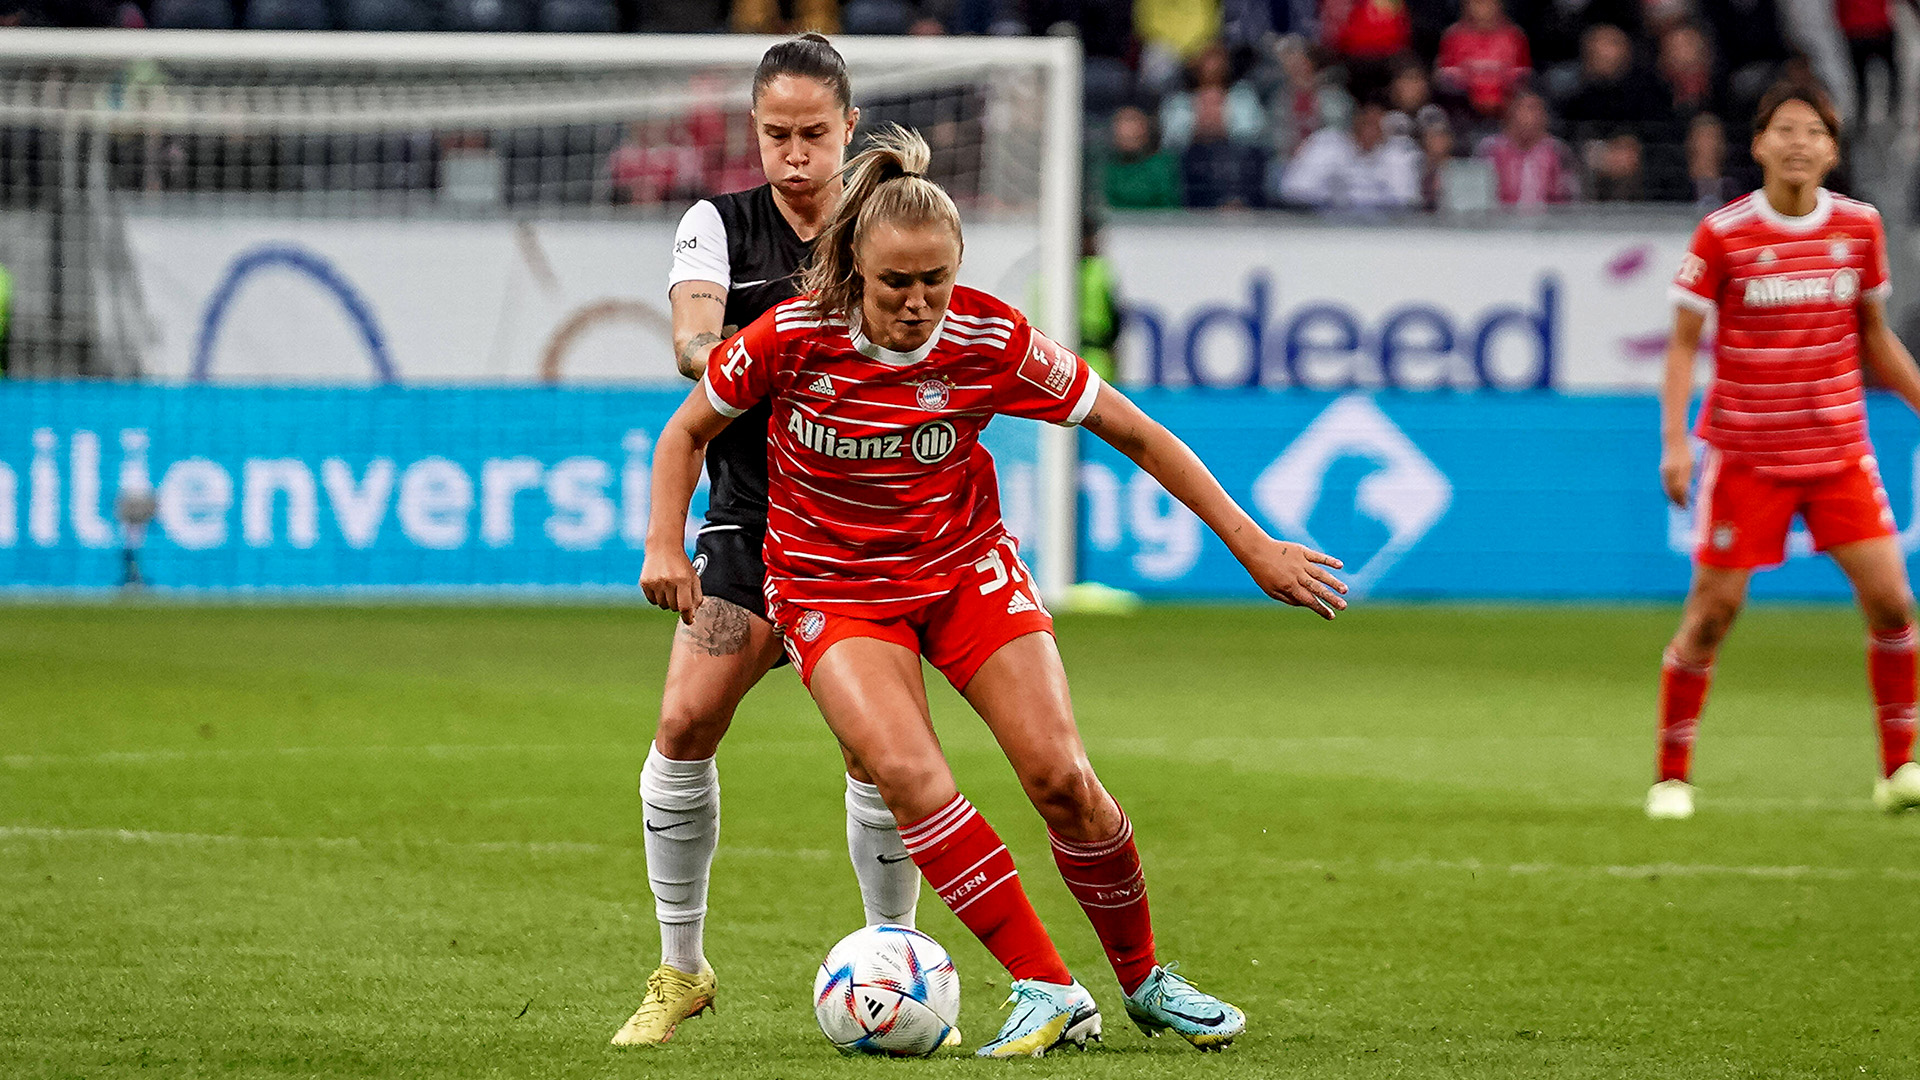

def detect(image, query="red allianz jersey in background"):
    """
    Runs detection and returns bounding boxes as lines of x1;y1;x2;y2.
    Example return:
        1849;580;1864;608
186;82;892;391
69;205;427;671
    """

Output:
702;285;1101;623
1669;188;1898;565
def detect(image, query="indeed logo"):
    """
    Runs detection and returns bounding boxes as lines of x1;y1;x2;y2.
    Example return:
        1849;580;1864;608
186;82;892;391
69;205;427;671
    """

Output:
1120;273;1559;390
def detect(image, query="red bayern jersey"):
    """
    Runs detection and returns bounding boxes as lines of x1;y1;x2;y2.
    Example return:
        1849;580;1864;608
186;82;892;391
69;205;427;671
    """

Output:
702;285;1101;618
1670;188;1893;479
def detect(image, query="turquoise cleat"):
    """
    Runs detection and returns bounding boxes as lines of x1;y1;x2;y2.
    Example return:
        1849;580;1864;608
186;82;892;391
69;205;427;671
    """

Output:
975;979;1101;1058
1123;965;1246;1051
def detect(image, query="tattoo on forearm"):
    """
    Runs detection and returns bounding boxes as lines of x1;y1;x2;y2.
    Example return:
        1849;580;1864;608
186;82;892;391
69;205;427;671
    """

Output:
677;331;723;377
680;597;750;656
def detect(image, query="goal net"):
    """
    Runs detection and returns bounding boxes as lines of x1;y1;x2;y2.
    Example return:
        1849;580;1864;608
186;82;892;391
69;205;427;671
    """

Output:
0;30;1081;596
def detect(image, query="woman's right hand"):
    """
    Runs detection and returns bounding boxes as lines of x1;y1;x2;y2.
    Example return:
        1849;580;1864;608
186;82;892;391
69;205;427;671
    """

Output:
640;545;704;625
1242;536;1348;620
1660;437;1693;507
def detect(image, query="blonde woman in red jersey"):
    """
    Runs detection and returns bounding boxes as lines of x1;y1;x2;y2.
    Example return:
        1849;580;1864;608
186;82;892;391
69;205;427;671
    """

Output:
642;125;1347;1057
1652;80;1920;820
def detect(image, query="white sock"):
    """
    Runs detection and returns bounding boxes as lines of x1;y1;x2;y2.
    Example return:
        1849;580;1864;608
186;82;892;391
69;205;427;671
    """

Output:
640;743;720;974
845;775;919;928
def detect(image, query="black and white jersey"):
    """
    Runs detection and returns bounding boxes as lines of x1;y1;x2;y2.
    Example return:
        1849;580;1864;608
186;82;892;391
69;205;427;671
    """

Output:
669;184;813;531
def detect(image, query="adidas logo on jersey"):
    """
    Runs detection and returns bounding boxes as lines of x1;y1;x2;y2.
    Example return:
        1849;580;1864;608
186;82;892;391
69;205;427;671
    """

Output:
808;374;836;397
1743;268;1859;308
1006;590;1038;615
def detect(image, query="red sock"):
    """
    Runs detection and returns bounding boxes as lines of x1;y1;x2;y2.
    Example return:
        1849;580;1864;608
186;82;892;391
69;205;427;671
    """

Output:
1050;806;1157;995
900;794;1070;985
1868;625;1917;778
1658;648;1713;782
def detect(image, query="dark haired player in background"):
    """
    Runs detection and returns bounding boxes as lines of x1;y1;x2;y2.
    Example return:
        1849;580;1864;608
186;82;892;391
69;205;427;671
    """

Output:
644;125;1347;1057
614;34;923;1047
1651;80;1920;820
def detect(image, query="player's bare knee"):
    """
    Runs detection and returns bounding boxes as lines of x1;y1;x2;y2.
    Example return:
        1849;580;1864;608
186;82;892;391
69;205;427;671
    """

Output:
1680;590;1742;652
1023;762;1101;832
654;698;732;759
1863;589;1915;633
863;757;951;822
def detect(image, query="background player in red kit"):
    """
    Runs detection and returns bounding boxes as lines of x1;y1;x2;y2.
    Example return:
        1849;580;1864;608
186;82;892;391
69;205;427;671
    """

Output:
1651;80;1920;820
642;126;1347;1057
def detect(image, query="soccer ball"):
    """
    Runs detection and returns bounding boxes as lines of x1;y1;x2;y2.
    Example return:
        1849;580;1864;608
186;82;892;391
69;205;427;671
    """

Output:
812;924;961;1056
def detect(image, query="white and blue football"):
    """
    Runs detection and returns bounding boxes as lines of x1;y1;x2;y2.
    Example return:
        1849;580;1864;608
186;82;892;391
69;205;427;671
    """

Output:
812;924;961;1056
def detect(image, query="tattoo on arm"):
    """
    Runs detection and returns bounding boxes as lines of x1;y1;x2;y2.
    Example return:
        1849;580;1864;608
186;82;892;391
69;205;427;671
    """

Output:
679;596;751;656
687;291;724;304
677;331;723;379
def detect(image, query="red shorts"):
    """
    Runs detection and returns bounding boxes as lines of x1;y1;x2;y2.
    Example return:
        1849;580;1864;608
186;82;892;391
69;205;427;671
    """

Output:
773;537;1054;691
1694;449;1897;568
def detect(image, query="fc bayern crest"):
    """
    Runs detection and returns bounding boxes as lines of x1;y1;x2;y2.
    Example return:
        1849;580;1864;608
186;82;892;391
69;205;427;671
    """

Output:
916;378;951;411
797;610;827;642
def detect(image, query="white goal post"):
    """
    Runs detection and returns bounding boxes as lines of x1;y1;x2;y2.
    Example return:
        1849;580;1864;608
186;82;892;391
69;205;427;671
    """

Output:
0;29;1084;600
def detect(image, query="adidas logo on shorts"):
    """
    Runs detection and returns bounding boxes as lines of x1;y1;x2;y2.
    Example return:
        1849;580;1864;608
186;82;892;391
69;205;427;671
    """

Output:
1006;590;1037;615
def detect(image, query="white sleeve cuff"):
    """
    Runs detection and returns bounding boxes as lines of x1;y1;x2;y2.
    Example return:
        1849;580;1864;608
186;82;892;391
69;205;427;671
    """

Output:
1060;370;1104;427
1667;285;1715;315
703;375;746;418
1866;281;1893;302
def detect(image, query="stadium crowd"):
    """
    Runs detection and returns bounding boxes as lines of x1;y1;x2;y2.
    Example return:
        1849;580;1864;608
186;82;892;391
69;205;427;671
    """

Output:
2;0;1914;214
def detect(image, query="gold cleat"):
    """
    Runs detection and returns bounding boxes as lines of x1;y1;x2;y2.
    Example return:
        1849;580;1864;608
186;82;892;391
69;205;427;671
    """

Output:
610;963;717;1046
941;1025;964;1048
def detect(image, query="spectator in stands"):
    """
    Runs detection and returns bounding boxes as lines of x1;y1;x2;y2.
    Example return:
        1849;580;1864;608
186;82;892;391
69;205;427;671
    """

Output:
1026;0;1136;113
1320;0;1414;97
1102;104;1185;209
1656;22;1724;120
1699;0;1792;116
1686;112;1740;207
1559;23;1668;129
1475;89;1578;207
1417;105;1456;210
1162;41;1267;150
1265;35;1355;159
1181;84;1268;206
1221;0;1295;50
1559;21;1675;198
1518;0;1643;71
608;121;705;205
1435;0;1532;122
1834;0;1901;129
1134;0;1226;97
1385;58;1433;137
731;0;838;33
1276;98;1422;210
1587;131;1646;200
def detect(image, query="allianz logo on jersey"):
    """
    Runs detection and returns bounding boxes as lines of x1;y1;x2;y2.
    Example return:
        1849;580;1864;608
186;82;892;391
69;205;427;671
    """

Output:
1252;394;1451;595
786;411;957;464
1743;268;1859;308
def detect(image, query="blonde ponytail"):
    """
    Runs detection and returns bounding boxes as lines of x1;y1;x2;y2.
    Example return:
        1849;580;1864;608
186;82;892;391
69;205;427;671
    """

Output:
801;124;964;323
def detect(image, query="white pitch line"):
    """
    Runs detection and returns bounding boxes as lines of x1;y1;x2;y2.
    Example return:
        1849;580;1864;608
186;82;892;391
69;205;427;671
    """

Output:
3;825;1911;880
0;825;834;861
2;744;624;769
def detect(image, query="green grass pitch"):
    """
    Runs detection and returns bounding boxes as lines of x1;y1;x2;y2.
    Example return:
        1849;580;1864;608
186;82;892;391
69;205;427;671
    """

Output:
3;603;1917;1078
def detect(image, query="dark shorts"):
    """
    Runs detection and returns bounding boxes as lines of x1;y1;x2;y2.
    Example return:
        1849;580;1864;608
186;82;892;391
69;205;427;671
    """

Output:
691;524;788;668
